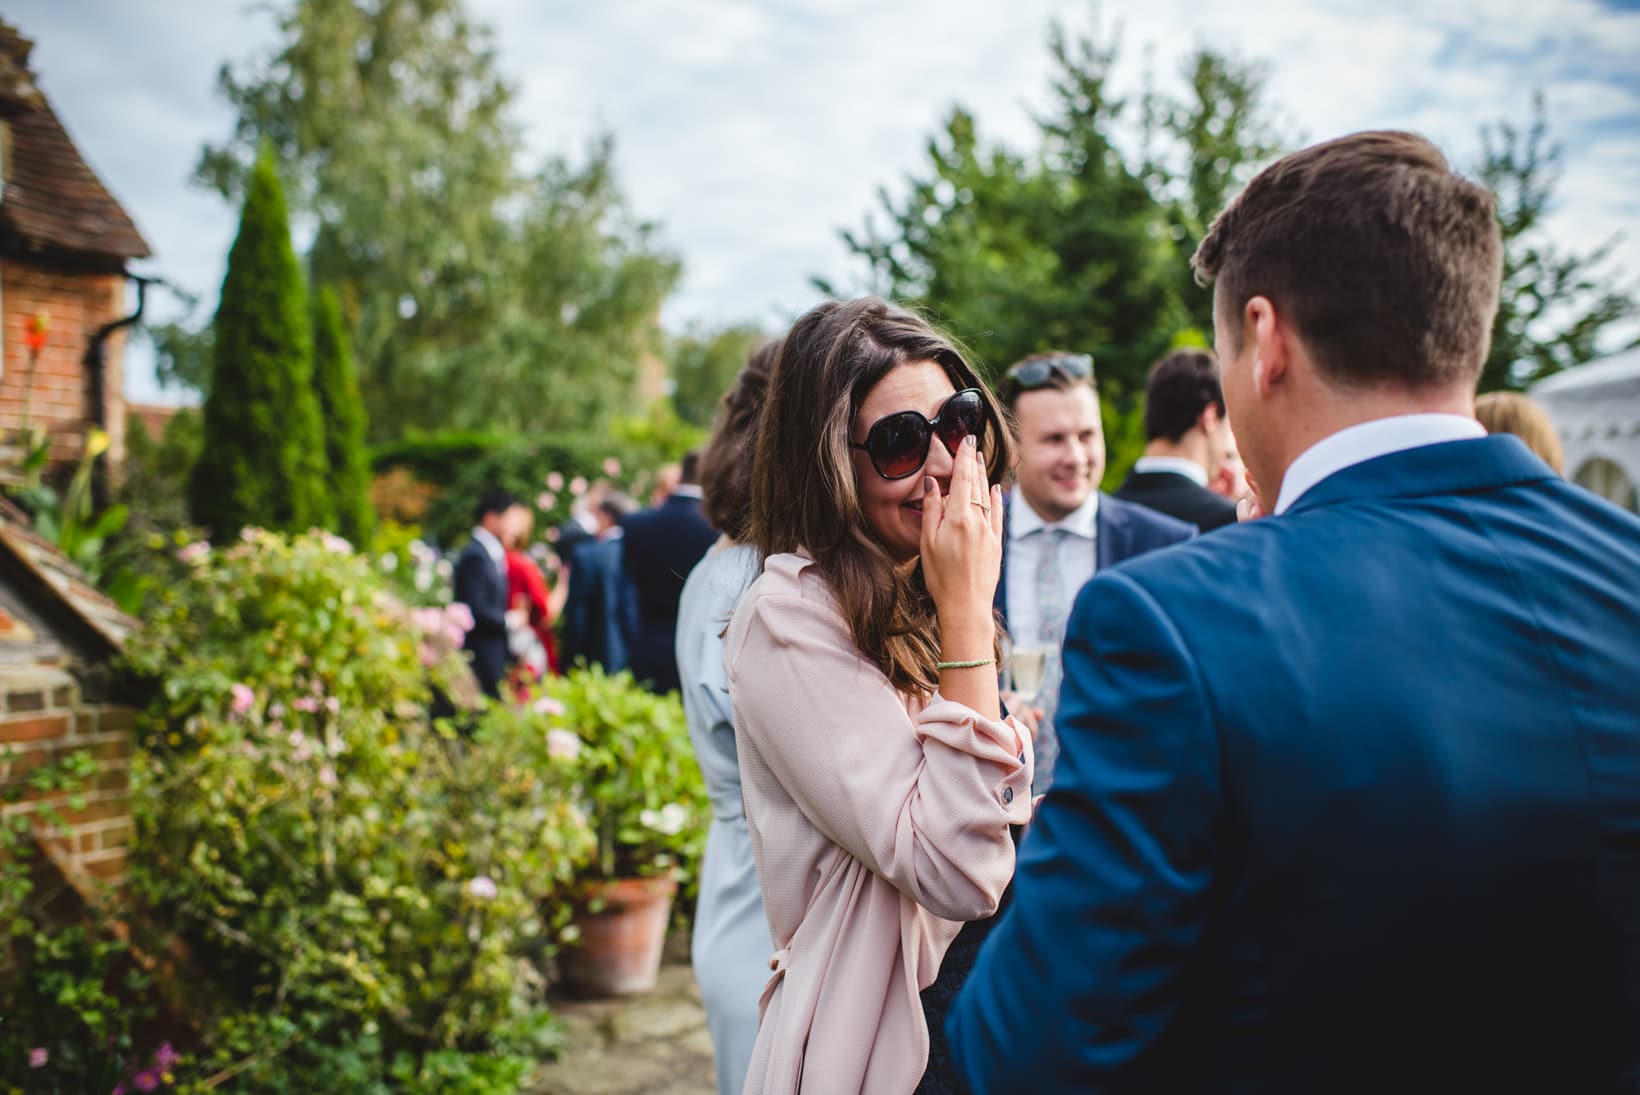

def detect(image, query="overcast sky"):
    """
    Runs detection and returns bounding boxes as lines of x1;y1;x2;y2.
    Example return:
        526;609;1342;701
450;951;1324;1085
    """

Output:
9;0;1640;404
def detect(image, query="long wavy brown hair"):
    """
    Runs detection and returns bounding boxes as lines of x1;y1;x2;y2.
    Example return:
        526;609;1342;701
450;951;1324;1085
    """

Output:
748;297;1012;696
700;338;780;540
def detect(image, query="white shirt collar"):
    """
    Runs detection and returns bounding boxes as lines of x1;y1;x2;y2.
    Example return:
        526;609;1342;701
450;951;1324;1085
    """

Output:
1010;488;1099;541
471;526;506;565
1274;413;1486;515
1133;455;1209;487
671;484;704;500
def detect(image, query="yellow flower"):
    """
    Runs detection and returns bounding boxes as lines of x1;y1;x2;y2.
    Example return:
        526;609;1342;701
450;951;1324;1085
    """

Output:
84;428;110;458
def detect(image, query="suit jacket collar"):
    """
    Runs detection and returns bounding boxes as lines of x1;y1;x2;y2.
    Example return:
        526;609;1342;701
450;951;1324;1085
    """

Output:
1285;435;1556;516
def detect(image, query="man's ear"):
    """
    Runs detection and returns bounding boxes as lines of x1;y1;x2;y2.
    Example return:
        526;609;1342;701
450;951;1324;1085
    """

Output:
1245;295;1287;398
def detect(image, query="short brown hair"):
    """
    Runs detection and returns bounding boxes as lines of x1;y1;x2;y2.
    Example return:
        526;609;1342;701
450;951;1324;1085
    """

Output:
700;339;779;539
749;297;1012;696
1143;348;1223;442
1193;131;1502;390
1475;391;1564;475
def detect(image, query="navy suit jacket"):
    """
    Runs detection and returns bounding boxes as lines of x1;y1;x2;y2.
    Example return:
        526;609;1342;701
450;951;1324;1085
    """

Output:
562;536;636;675
951;436;1640;1094
452;538;509;697
994;491;1196;631
620;493;717;693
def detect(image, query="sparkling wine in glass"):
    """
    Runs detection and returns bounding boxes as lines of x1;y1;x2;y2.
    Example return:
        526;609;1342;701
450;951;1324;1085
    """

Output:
1009;645;1049;700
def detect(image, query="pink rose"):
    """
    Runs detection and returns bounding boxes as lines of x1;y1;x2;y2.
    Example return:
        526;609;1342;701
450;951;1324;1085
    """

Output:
419;643;440;668
465;875;498;900
178;540;210;564
292;696;319;713
536;491;558;512
602;457;622;477
28;1047;47;1068
546;471;565;492
533;696;566;717
230;683;255;716
569;476;588;497
413;607;446;635
319;766;338;787
445;602;475;633
325;696;340;715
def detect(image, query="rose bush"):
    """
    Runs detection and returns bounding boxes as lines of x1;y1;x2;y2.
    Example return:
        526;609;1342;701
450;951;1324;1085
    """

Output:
122;529;596;1091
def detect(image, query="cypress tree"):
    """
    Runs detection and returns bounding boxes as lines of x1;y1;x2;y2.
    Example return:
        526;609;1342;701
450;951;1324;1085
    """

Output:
189;144;331;536
312;285;374;544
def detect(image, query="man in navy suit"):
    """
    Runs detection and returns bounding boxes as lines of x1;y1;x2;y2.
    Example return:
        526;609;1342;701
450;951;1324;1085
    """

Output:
995;352;1194;790
1115;348;1241;531
452;490;517;698
561;492;637;674
951;132;1640;1093
620;451;717;694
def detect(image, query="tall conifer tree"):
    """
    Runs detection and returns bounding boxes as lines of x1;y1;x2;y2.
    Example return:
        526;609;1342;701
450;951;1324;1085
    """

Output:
190;144;331;536
312;285;374;543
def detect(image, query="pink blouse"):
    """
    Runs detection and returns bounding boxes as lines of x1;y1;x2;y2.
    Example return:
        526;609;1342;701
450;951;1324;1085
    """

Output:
725;553;1033;1095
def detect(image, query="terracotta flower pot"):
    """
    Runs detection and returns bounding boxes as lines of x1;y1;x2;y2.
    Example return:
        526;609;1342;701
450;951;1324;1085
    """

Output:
559;873;677;997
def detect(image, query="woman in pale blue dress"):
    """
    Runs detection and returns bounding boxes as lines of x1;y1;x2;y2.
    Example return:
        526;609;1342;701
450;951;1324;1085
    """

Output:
675;342;778;1095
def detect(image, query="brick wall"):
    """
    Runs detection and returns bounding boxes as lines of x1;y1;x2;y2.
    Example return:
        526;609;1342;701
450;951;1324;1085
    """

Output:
0;258;129;472
0;664;134;883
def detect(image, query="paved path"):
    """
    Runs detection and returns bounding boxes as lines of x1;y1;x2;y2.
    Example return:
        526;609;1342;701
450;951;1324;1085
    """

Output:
528;962;718;1095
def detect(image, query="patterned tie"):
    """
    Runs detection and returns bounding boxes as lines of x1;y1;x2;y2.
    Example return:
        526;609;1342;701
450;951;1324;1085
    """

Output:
1032;527;1068;793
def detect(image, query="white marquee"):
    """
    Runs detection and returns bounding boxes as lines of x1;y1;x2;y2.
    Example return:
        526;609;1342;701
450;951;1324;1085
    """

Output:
1531;348;1640;513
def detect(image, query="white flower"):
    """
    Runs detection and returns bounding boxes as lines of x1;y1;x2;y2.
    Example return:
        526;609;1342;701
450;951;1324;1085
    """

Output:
435;559;453;579
559;923;581;944
465;875;499;900
546;728;580;761
642;802;689;836
378;553;399;573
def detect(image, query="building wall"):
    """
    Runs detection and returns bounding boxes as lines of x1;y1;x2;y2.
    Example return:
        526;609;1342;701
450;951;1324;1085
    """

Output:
0;257;129;474
0;664;134;882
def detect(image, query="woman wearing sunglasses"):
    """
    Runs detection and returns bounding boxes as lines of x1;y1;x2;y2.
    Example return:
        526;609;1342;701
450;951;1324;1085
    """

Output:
725;297;1034;1095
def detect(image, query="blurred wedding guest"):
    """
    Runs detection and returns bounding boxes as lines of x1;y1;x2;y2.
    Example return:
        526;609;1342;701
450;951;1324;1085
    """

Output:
726;298;1032;1095
555;479;610;562
675;341;779;1095
561;493;637;674
1208;436;1251;502
650;462;682;505
621;451;717;693
453;490;519;698
995;351;1193;791
1476;390;1565;474
503;503;565;685
1115;348;1241;531
951;130;1640;1095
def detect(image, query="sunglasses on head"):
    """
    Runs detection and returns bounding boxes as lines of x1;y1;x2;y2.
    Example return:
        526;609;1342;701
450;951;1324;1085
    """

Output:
1003;353;1094;393
851;388;989;480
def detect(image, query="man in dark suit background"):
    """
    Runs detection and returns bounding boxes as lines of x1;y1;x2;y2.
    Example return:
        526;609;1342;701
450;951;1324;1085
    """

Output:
452;490;517;698
619;450;717;694
561;492;637;674
1115;347;1240;531
994;353;1195;790
952;131;1640;1093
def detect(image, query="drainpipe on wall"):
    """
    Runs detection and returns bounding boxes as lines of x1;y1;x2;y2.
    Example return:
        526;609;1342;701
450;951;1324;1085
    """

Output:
83;273;164;509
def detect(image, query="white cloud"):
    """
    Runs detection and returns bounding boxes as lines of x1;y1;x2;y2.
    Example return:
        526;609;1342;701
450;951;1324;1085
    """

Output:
6;0;1637;401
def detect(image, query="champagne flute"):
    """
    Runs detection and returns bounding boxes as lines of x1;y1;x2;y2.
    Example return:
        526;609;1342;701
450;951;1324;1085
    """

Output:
1009;645;1048;701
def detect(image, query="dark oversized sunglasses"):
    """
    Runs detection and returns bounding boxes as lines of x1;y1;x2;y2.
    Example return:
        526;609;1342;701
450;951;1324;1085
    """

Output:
850;388;988;480
1002;353;1094;396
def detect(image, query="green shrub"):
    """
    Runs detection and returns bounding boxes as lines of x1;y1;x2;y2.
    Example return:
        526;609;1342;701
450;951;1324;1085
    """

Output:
123;530;595;1090
538;666;707;890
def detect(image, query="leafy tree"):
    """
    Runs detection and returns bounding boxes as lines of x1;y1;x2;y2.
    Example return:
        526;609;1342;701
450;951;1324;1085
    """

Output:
1477;94;1640;391
1142;49;1286;332
190;146;331;536
195;0;678;438
830;17;1187;396
312;285;374;543
668;323;770;429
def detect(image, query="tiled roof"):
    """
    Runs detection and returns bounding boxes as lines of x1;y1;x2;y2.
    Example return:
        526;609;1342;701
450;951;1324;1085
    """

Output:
0;21;150;262
0;496;136;656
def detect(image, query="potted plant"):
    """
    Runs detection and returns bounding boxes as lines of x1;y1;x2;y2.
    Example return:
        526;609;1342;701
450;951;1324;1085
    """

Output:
536;665;708;996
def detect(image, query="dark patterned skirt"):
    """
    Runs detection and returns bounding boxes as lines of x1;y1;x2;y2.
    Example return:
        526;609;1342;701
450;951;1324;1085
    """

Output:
915;826;1020;1095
